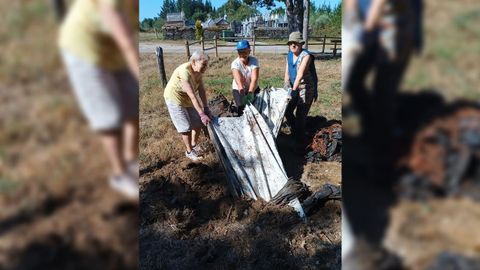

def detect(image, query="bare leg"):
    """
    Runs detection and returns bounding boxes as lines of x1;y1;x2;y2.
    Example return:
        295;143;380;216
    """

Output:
123;117;139;162
99;130;125;176
181;131;193;152
191;127;201;147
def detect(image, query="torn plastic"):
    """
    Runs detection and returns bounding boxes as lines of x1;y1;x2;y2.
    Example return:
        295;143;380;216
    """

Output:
253;87;291;138
207;87;306;219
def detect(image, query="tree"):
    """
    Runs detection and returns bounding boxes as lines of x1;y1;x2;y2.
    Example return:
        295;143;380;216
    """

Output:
141;18;155;30
303;0;309;48
214;0;258;22
243;0;305;33
195;20;203;40
159;0;177;19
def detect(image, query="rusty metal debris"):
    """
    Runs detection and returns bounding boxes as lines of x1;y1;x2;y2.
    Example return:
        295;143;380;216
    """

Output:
306;122;342;162
399;105;480;199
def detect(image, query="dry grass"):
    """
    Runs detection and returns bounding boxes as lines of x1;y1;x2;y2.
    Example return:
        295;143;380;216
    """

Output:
402;0;480;101
140;51;341;168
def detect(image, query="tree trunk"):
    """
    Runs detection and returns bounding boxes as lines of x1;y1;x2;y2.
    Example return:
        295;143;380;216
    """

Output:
295;0;303;34
286;0;297;33
303;0;309;49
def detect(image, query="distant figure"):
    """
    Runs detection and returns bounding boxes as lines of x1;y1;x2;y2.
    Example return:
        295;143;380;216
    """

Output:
58;0;139;198
163;51;212;162
284;31;318;152
231;40;260;115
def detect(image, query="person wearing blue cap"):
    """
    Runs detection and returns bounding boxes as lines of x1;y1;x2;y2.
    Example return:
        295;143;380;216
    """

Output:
231;40;260;115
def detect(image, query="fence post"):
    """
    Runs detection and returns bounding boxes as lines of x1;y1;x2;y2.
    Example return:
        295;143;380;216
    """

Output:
322;34;326;53
214;35;219;58
185;40;190;60
252;35;256;56
201;36;205;52
155;47;167;88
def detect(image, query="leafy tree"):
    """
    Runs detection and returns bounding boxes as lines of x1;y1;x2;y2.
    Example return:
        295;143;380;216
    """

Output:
195;20;203;40
214;0;258;22
192;10;207;22
159;0;177;19
141;18;155;30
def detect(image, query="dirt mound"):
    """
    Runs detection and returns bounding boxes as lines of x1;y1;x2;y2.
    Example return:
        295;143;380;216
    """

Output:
207;94;236;117
0;177;139;270
140;146;341;269
306;121;342;162
399;104;480;199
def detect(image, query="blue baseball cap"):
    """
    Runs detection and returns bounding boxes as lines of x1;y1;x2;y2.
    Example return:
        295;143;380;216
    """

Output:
236;40;250;50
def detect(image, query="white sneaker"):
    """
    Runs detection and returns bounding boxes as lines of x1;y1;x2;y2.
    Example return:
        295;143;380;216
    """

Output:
109;174;138;199
192;144;203;154
185;149;203;162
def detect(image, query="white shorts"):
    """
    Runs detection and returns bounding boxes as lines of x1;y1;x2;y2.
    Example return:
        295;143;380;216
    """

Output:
165;100;203;133
62;50;139;131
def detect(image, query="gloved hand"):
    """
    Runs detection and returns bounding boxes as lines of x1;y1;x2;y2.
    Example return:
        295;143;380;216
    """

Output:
283;81;291;91
199;111;211;125
204;106;213;118
360;28;377;48
242;92;255;105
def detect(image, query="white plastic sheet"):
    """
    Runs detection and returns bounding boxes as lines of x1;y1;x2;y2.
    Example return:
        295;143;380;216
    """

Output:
208;88;305;219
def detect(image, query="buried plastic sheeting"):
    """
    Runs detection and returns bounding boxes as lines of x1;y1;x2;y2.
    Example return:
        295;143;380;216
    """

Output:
207;88;306;219
253;87;291;138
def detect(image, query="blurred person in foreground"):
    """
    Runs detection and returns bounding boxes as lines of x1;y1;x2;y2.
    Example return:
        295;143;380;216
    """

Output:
58;0;139;198
342;0;423;268
231;40;260;115
164;51;212;162
283;31;318;153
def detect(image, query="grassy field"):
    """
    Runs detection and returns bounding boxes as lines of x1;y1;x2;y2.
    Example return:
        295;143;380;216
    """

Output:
401;0;480;101
140;52;341;167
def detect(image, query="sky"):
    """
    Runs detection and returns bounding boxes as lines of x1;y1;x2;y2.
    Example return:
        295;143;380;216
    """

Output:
140;0;342;21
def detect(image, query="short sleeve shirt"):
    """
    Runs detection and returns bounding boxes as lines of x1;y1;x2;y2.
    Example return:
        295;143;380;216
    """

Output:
58;0;138;71
164;63;201;107
231;56;259;90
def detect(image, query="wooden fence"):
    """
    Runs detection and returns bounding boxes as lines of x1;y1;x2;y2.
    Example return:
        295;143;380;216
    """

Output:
184;35;341;60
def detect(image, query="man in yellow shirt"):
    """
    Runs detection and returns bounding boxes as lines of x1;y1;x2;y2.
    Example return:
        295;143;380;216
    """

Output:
58;0;138;198
164;51;212;161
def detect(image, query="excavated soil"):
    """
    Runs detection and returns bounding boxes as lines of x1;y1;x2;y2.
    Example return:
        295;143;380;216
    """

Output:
140;119;342;269
385;100;480;269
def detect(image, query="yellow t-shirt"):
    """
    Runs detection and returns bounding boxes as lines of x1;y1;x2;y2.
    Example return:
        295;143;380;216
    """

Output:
164;62;201;107
58;0;138;70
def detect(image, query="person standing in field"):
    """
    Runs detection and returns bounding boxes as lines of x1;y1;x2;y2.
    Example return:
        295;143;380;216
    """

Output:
231;40;260;115
164;51;213;162
284;31;318;152
58;0;139;198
